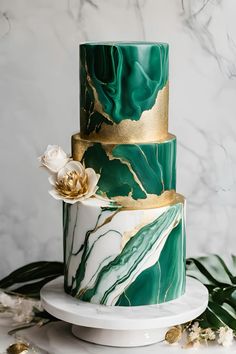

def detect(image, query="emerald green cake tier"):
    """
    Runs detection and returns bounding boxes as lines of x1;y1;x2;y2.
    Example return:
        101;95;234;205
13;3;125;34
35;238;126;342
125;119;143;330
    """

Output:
64;196;186;306
80;42;169;143
72;133;176;208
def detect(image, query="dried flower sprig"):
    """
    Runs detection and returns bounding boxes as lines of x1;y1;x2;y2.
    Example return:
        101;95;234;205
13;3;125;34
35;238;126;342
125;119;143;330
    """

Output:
165;321;235;348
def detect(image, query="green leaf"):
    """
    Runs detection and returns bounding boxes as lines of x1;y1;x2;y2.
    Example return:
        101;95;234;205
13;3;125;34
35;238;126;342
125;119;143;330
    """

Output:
211;286;236;305
187;258;229;287
187;255;236;330
11;275;61;299
214;255;234;283
0;261;63;289
208;301;236;329
231;255;236;269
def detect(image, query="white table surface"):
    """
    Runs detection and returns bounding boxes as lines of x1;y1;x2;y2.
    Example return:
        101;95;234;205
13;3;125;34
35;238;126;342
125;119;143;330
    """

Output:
0;317;235;354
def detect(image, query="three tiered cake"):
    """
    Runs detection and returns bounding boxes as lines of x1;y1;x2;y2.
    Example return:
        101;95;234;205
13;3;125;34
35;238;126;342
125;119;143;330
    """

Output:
63;42;186;306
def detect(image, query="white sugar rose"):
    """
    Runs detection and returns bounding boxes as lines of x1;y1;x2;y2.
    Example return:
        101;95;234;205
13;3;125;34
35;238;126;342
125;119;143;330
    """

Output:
39;145;70;173
49;160;100;204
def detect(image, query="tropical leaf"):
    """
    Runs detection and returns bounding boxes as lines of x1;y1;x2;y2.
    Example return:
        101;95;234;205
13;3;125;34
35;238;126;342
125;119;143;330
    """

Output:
187;254;236;330
0;261;63;331
0;261;63;291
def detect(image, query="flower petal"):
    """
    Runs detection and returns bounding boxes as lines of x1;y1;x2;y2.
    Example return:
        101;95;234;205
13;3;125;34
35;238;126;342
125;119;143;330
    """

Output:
49;188;85;204
39;145;70;173
48;175;56;186
57;160;84;179
49;189;63;200
86;169;100;193
63;198;81;204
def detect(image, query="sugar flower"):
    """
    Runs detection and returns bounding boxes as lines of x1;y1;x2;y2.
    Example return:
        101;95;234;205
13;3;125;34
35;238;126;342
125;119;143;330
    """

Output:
39;145;70;173
49;160;100;204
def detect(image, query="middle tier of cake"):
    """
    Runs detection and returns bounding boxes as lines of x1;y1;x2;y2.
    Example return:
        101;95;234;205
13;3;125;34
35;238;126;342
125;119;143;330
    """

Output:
72;133;176;208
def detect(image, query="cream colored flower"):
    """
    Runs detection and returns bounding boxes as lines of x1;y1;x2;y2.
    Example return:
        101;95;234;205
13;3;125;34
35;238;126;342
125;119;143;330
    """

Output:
0;291;16;308
0;291;42;324
204;328;216;341
39;145;70;173
49;160;100;204
189;322;201;342
218;327;234;347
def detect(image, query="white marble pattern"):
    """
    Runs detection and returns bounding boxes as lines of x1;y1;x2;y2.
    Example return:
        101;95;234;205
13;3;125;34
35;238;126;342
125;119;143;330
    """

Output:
0;0;236;277
64;198;185;305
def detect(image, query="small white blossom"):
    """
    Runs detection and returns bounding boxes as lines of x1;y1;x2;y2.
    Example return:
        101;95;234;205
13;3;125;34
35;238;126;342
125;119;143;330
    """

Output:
205;328;216;341
189;322;201;341
12;299;35;323
218;327;234;347
0;291;17;308
0;291;42;324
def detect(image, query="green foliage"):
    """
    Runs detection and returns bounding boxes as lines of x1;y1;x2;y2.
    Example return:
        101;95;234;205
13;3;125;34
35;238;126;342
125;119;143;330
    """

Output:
0;261;63;298
187;255;236;330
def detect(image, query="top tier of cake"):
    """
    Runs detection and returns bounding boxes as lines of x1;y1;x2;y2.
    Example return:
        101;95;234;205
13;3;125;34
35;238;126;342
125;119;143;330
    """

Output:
80;42;169;144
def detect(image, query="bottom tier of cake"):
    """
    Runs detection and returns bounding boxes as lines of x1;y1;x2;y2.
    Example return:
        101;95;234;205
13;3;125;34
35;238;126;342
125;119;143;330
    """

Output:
63;195;186;306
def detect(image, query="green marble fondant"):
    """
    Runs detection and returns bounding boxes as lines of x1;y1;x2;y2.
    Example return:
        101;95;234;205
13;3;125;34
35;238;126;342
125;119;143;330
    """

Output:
82;137;176;199
82;143;146;199
80;42;169;134
117;219;186;306
79;203;183;305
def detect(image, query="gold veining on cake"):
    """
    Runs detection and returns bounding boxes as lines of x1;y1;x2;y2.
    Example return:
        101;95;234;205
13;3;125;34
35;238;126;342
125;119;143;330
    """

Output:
121;215;158;249
71;133;181;209
82;72;169;144
105;148;147;195
94;208;121;232
72;133;175;202
72;132;176;160
72;134;92;161
86;65;114;124
112;191;184;210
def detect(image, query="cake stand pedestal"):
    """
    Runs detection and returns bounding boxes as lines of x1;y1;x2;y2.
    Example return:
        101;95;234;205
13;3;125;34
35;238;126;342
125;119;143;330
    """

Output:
40;276;208;347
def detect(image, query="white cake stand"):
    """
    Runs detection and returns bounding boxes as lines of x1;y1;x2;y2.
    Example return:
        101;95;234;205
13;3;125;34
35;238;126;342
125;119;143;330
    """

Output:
40;276;208;347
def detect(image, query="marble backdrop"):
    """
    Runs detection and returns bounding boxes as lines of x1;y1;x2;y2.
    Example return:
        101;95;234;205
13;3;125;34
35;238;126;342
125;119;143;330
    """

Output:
0;0;235;277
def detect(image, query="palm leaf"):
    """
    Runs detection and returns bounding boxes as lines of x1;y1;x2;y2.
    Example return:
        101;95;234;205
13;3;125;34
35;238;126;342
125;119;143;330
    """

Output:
187;254;236;330
0;261;63;290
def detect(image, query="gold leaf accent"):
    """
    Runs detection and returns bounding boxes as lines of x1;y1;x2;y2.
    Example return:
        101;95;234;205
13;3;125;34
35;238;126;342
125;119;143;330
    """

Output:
165;326;182;344
112;191;185;210
71;134;92;161
72;132;176;163
7;342;29;354
81;71;169;144
121;215;157;249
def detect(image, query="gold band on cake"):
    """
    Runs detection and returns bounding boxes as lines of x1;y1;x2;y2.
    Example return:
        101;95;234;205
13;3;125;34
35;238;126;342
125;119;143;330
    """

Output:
80;83;169;144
